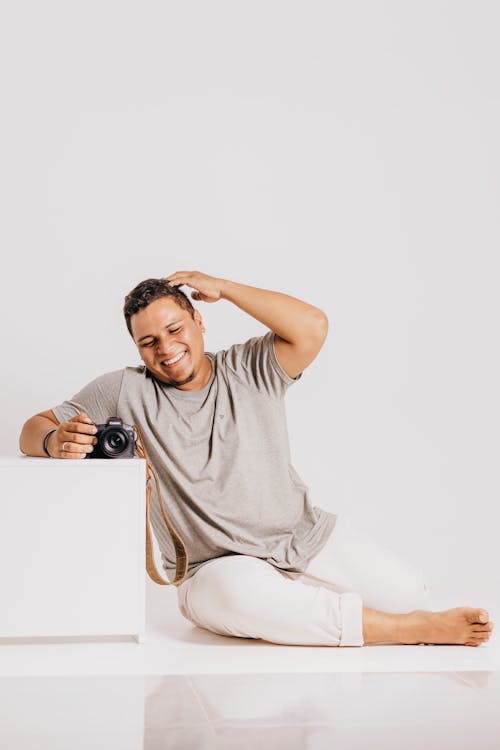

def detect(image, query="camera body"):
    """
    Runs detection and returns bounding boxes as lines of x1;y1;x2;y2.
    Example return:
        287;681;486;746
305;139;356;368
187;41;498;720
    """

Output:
85;417;135;459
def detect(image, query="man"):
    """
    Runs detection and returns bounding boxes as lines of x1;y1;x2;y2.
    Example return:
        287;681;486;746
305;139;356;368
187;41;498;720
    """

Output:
19;271;494;647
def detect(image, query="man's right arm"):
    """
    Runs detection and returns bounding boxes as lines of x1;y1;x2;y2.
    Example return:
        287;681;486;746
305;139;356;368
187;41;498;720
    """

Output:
20;369;123;458
19;410;98;458
19;410;60;457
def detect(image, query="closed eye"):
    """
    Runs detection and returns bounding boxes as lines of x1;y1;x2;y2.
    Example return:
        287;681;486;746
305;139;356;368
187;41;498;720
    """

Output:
140;327;182;347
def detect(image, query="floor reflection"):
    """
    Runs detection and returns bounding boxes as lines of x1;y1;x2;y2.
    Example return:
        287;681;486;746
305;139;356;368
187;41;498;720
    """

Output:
144;671;500;749
0;671;499;749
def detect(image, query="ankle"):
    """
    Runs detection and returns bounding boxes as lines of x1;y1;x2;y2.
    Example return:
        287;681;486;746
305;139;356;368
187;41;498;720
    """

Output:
362;607;406;644
397;610;429;645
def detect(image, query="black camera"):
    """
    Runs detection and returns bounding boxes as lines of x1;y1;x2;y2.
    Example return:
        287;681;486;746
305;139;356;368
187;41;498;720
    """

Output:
85;417;135;459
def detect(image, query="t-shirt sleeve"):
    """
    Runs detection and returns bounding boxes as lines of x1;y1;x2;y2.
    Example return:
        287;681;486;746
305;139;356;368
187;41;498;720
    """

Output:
50;369;124;426
223;330;302;399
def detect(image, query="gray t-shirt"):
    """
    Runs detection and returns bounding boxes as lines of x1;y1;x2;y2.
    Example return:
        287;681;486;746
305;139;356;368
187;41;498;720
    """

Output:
51;330;336;582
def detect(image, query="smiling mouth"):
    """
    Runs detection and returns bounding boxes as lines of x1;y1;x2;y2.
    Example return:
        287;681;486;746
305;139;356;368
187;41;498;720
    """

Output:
161;351;187;368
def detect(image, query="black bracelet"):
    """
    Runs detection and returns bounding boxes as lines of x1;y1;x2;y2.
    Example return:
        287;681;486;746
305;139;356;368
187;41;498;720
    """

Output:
42;429;57;457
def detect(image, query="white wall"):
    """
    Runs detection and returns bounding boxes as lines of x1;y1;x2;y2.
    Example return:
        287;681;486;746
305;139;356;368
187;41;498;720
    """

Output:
1;1;498;588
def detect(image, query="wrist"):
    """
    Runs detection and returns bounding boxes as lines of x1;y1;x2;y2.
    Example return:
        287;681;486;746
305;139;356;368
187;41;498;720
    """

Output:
219;278;234;301
42;429;57;458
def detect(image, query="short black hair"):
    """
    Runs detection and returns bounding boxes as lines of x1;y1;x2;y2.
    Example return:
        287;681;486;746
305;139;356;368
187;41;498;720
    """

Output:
123;278;195;338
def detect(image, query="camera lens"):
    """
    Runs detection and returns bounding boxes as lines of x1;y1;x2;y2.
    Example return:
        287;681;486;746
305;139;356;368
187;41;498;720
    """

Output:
101;428;128;456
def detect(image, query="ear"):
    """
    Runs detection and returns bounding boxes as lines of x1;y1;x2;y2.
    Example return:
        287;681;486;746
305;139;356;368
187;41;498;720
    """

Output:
194;310;206;333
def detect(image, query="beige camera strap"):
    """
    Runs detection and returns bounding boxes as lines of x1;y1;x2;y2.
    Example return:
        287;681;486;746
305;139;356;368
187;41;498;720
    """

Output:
134;424;188;586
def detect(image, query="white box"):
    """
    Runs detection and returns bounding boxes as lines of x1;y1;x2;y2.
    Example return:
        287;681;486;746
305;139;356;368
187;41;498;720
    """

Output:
0;456;146;642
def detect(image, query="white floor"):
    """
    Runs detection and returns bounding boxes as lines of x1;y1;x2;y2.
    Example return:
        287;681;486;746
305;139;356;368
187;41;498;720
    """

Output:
1;578;499;748
1;577;498;676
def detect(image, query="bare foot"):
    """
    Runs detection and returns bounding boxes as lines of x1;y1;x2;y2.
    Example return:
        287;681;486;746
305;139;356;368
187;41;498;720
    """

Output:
400;607;494;646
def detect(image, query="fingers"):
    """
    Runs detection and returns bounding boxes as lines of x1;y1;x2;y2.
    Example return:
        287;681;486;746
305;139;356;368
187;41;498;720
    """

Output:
165;271;193;280
49;437;88;459
61;431;98;447
70;411;94;425
51;412;98;459
165;271;189;286
165;271;221;303
165;271;205;289
63;423;97;439
59;441;96;459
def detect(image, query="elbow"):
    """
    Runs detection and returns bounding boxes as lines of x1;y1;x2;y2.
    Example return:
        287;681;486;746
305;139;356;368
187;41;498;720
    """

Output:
19;424;27;455
300;310;329;354
312;310;330;341
19;416;37;456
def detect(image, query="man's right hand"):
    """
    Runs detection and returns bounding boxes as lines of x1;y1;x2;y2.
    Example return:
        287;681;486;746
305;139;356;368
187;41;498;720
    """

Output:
47;412;99;459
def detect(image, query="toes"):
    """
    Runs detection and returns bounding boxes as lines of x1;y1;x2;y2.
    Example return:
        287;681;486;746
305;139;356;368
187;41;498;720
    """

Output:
471;633;490;643
472;622;493;633
472;623;493;633
468;608;489;624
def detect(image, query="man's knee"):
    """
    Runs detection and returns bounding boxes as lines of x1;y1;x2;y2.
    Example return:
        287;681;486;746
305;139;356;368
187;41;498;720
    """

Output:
177;555;277;635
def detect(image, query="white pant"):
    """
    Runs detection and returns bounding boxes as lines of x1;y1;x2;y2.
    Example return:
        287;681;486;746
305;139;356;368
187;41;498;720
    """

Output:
176;514;430;647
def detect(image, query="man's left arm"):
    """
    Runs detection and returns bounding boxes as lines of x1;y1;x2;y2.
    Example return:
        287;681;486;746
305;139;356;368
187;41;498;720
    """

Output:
165;271;329;380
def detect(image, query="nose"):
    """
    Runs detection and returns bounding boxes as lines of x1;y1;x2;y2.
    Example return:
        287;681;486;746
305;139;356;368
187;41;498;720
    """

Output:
156;334;183;359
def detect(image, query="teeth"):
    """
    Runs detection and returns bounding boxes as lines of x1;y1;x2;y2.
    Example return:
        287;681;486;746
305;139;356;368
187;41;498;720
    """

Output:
164;351;185;366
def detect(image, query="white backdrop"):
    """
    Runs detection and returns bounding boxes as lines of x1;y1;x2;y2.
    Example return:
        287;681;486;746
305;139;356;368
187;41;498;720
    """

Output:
1;1;498;588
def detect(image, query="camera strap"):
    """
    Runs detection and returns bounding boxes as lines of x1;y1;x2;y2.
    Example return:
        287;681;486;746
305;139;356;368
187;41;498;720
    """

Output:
134;424;189;586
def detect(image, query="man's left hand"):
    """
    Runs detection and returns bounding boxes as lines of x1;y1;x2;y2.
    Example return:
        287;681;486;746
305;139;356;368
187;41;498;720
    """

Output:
164;271;224;303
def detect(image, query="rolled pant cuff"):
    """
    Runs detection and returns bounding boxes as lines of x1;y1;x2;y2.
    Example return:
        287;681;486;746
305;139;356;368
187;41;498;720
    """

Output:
339;592;364;646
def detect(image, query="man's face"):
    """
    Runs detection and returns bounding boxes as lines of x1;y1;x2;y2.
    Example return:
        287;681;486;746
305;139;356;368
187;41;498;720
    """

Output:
130;297;211;390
